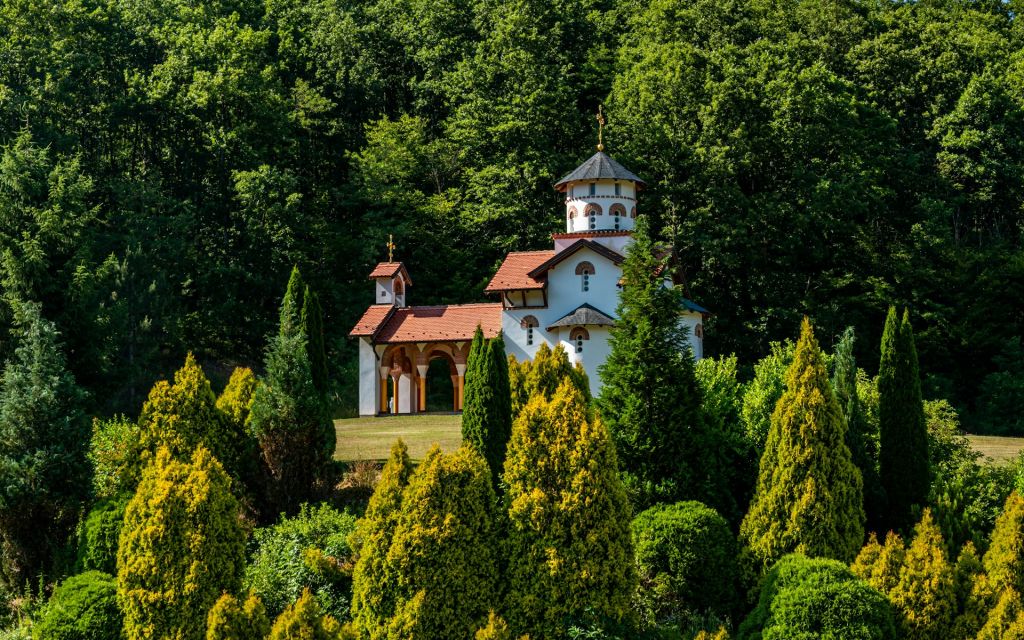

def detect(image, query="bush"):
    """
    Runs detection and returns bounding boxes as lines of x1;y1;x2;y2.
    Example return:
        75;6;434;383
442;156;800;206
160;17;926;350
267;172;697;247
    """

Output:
632;501;738;626
88;416;142;499
245;503;357;622
268;589;342;640
973;337;1024;436
738;554;896;640
34;571;121;640
76;497;128;574
206;592;271;640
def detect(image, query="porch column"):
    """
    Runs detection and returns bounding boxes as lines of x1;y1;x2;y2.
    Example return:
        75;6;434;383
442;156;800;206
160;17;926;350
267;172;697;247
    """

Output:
455;363;467;411
416;364;428;412
378;366;390;414
391;373;400;415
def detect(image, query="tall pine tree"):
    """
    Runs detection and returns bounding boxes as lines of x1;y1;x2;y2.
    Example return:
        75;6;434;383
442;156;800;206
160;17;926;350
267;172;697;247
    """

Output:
460;328;512;485
597;216;710;511
878;307;930;534
279;266;305;339
740;318;865;571
301;287;329;393
0;303;89;586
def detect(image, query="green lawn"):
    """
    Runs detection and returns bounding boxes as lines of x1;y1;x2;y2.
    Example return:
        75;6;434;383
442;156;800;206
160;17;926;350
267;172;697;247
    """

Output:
967;434;1024;463
335;413;463;463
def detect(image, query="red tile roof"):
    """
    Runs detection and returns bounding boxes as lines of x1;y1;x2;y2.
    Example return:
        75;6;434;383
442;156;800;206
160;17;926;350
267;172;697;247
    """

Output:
373;303;502;344
527;240;624;278
349;305;396;338
484;250;555;292
367;262;412;284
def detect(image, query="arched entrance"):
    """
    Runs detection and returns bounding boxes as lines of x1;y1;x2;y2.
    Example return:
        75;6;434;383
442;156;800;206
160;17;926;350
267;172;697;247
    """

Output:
425;351;457;412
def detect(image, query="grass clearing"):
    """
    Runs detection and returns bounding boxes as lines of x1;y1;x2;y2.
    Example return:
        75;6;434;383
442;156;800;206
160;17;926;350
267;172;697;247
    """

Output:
967;434;1024;464
335;413;462;463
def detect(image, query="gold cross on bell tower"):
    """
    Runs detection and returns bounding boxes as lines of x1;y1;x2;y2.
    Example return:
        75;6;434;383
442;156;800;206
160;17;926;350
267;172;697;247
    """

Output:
596;105;606;152
386;234;396;262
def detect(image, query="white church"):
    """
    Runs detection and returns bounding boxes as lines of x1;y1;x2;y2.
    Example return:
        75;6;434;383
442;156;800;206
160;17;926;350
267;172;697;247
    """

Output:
349;148;708;416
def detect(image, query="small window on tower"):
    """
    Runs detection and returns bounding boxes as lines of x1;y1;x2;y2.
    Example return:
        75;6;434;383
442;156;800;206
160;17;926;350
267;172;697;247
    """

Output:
381;290;386;298
589;213;596;230
522;316;539;346
614;215;620;230
571;327;589;354
589;183;596;196
576;262;594;292
614;182;621;196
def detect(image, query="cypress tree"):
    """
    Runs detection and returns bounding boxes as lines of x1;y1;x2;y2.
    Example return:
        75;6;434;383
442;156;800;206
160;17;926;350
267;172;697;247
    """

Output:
878;307;930;533
216;367;259;432
597;216;708;511
280;265;305;339
504;380;636;638
350;440;414;640
832;326;885;531
206;593;271;640
386;445;499;638
302;287;329;393
984;491;1024;595
977;588;1024;640
462;328;513;485
117;446;245;640
888;510;957;639
509;342;589;418
0;303;90;586
268;589;343;640
852;532;906;596
138;354;243;479
739;318;865;571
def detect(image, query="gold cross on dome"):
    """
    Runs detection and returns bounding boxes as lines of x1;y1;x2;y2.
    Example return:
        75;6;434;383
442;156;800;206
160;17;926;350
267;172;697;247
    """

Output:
596;105;606;152
386;234;396;262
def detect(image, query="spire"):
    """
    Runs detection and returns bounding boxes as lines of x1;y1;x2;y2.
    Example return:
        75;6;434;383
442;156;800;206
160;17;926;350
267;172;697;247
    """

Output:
596;105;606;152
386;234;396;262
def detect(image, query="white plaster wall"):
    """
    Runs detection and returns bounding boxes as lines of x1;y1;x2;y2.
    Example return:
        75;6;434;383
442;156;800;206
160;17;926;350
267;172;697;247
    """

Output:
374;278;394;305
398;373;414;413
681;312;704;359
556;325;612;398
565;179;638;233
358;338;379;416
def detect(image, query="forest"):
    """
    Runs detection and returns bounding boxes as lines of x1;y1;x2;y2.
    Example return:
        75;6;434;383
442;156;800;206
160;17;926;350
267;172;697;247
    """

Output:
3;0;1024;637
0;0;1022;429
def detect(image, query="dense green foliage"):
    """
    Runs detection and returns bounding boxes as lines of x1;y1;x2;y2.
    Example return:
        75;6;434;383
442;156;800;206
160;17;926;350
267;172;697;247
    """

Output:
740;342;794;453
245;503;357;622
738;554;896;640
88;416;141;499
0;304;89;587
349;440;413;640
505;380;636;638
387;445;499;637
878;308;930;534
267;589;343;640
461;328;513;485
116;447;245;640
631;501;738;627
740;318;864;570
76;497;128;575
33;571;121;640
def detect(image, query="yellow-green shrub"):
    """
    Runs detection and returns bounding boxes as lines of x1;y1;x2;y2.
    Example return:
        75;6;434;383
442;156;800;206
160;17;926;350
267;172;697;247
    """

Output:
206;592;270;640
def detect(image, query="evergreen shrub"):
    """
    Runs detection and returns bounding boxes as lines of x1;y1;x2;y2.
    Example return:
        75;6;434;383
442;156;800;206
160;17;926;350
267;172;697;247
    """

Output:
34;571;121;640
76;496;128;574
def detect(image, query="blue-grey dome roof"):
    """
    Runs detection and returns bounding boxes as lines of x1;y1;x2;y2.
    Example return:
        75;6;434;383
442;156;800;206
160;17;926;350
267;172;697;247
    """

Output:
554;151;646;191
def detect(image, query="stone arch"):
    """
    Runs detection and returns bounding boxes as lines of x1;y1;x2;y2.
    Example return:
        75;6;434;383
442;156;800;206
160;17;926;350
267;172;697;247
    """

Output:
584;203;603;216
570;326;590;341
630;206;637;219
609;203;627;217
567;207;578;219
520;315;539;328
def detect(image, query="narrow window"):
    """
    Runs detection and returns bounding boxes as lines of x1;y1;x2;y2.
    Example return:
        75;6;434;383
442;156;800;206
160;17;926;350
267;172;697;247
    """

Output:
576;262;595;292
589;213;596;230
614;215;620;230
589;183;596;196
527;326;534;346
571;327;589;353
614;182;621;196
582;272;590;292
576;335;584;353
522;316;539;346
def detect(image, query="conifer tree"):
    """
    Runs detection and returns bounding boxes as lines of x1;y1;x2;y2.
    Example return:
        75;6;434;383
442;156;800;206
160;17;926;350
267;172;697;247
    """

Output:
280;265;305;339
888;509;956;639
852;532;906;596
117;447;245;640
878;307;930;533
350;440;414;640
739;318;865;570
0;303;90;586
138;354;242;478
206;592;271;640
462;327;513;484
976;588;1024;640
832;326;885;530
508;342;589;417
302;287;329;393
984;491;1024;595
504;380;636;638
597;216;708;510
216;367;259;432
268;589;343;640
475;612;513;640
386;445;499;638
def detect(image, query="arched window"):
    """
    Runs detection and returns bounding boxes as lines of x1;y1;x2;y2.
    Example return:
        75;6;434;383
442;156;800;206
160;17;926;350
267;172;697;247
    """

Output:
575;261;595;292
567;207;578;219
570;327;590;354
585;204;602;230
609;204;627;231
694;323;704;339
521;315;539;346
630;206;637;219
394;278;404;296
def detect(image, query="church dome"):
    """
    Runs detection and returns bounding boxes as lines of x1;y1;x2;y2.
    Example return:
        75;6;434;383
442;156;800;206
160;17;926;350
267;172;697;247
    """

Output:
558;151;644;234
